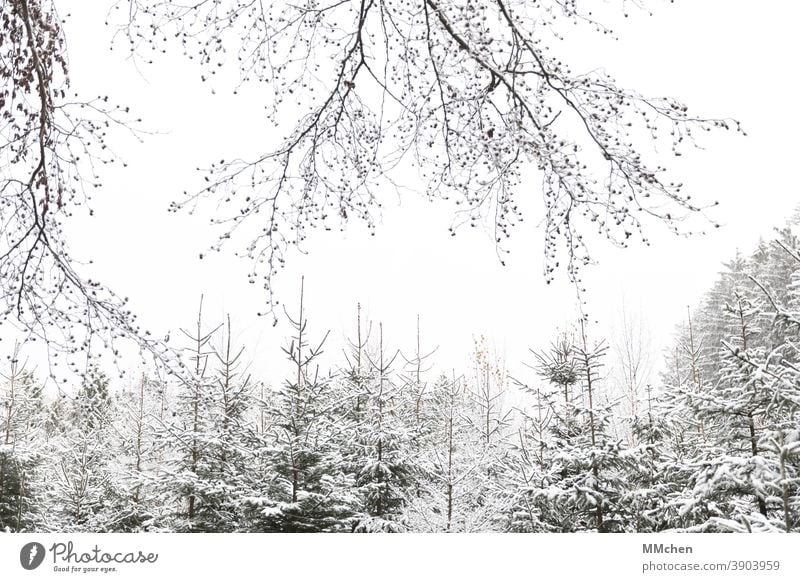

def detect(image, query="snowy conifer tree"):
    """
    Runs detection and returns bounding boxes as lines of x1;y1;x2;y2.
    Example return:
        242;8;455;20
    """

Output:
242;279;355;532
0;344;44;531
404;374;501;532
110;373;168;531
343;323;414;532
663;265;800;531
38;367;127;532
508;325;630;532
152;300;261;532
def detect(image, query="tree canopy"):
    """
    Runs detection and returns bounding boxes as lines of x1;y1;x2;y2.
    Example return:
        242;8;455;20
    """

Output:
1;0;739;369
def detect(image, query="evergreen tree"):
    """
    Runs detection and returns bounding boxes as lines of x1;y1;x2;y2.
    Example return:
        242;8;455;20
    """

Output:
405;374;499;532
38;368;128;532
661;230;800;531
508;324;629;532
111;373;167;531
152;300;261;532
345;323;414;532
242;279;355;532
0;345;44;531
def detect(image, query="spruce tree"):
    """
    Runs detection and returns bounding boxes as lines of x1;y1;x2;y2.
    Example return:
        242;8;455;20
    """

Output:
242;279;355;532
0;345;44;531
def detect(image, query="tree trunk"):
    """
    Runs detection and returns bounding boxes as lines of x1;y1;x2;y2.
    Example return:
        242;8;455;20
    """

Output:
746;414;767;517
580;320;603;532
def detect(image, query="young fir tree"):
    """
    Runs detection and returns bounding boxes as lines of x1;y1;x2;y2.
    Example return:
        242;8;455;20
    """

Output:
662;309;714;481
512;330;582;530
460;337;512;530
112;373;162;531
499;361;565;532
515;324;629;532
621;373;707;532
39;366;125;532
345;323;414;532
154;299;258;532
152;297;215;531
664;281;795;531
398;314;437;467
615;321;696;532
0;345;44;531
404;374;499;532
203;316;256;531
243;279;355;532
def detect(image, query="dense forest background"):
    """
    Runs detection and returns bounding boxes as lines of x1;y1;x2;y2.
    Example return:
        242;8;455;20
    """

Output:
2;215;800;534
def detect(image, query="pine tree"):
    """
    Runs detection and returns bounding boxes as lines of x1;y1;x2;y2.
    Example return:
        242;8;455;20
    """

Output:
621;386;685;532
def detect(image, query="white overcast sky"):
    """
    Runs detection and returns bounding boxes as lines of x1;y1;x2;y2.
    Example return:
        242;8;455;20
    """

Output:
30;1;800;387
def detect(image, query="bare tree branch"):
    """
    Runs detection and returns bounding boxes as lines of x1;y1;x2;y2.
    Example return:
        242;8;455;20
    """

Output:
113;0;740;314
